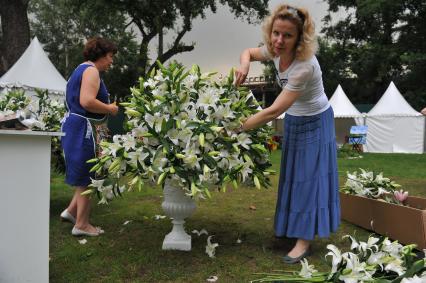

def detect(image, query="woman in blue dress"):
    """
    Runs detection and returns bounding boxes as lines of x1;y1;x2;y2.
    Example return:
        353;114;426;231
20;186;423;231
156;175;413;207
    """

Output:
235;4;340;263
60;37;119;237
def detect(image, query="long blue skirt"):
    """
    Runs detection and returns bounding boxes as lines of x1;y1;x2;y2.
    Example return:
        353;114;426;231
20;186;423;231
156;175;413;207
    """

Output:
274;106;340;240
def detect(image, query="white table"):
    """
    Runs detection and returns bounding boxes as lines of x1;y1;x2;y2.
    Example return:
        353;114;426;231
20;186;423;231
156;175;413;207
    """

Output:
0;129;63;283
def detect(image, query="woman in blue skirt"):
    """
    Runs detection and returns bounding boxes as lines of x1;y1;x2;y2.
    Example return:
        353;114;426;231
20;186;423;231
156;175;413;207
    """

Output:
60;37;119;237
235;4;340;263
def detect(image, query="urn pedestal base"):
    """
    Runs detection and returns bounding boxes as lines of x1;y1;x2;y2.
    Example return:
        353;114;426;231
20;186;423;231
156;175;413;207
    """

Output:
161;180;196;251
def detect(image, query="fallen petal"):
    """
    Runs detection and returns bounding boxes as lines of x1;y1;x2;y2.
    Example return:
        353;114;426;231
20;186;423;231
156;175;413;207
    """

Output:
206;275;218;282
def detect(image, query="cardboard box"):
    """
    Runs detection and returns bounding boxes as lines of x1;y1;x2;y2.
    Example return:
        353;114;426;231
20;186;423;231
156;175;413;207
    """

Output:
340;192;426;250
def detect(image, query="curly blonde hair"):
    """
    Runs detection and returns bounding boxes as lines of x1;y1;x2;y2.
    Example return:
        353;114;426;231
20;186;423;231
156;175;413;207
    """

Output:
262;4;318;61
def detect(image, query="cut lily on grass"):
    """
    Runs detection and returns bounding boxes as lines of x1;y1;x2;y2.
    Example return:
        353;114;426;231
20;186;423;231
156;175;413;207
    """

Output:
251;234;426;283
87;62;276;204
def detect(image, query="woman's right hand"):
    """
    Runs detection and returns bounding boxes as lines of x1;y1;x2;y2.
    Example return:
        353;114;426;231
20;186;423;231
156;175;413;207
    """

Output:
235;62;250;86
108;103;119;116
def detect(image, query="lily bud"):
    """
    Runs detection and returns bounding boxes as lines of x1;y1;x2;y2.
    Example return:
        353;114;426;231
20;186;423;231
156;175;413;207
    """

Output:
199;133;205;147
157;171;167;185
254;175;261;190
232;179;238;189
203;164;210;174
208;151;220;156
125;109;142;117
210;126;224;132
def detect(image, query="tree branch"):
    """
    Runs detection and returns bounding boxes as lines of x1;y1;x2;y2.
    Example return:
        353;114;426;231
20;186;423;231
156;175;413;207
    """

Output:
148;24;194;73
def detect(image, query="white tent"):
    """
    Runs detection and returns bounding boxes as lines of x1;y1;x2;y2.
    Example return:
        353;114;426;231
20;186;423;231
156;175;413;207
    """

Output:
365;81;425;153
0;37;66;99
329;85;365;145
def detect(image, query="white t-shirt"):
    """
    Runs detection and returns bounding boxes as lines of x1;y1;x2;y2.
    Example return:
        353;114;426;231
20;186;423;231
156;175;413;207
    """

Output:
262;47;330;116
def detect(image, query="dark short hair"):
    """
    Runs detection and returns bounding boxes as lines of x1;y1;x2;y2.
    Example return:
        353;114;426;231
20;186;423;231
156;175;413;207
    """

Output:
83;37;118;61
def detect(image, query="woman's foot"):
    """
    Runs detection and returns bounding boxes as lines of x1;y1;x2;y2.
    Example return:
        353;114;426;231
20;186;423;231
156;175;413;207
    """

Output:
72;224;100;237
60;209;76;224
283;239;311;264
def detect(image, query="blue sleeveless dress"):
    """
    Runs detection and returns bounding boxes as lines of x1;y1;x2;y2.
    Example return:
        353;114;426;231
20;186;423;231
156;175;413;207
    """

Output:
61;63;109;187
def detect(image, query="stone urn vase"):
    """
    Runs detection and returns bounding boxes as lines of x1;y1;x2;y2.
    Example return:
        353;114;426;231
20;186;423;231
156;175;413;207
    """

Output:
161;179;196;251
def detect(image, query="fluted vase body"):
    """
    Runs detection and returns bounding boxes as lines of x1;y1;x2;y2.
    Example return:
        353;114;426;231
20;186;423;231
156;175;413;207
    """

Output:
161;179;196;251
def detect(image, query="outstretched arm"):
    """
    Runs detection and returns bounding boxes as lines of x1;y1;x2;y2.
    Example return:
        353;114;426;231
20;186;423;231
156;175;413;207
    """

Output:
235;47;270;86
242;89;300;130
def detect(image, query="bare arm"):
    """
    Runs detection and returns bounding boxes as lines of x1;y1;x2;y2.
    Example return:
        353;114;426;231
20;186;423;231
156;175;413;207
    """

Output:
242;89;300;131
235;47;270;86
79;67;118;116
422;107;426;116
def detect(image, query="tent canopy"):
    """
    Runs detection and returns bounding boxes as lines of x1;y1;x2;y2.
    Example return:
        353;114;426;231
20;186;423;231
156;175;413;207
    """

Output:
0;37;66;94
329;84;362;117
365;81;424;153
368;81;420;116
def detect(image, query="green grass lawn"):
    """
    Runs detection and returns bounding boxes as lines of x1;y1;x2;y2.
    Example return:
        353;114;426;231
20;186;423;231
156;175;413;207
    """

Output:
49;151;426;282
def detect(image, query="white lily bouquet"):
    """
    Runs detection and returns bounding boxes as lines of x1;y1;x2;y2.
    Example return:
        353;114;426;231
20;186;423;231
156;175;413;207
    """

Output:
0;89;31;116
340;168;408;205
88;63;274;203
253;234;426;282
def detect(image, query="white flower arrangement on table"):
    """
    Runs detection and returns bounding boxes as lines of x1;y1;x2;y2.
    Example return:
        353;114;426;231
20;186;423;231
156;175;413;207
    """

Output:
87;63;275;203
340;168;409;205
252;234;426;282
32;89;66;132
0;88;65;131
0;89;31;117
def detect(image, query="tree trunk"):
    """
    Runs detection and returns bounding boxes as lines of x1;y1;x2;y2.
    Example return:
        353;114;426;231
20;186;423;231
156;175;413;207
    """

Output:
0;0;30;76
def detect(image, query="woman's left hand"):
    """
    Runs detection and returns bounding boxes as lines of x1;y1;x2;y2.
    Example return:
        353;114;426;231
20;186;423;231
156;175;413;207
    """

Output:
235;63;250;86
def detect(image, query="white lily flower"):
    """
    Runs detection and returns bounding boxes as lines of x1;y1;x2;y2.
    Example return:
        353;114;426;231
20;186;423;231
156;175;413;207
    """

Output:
154;215;166;220
339;252;373;283
401;272;426;283
143;78;156;88
367;251;386;266
182;74;198;89
192;229;208;236
205;236;219;258
326;244;343;274
299;258;317;278
236;132;252;149
213;104;235;120
240;162;253;182
384;258;405;276
121;135;136;151
197;88;219;110
381;239;404;258
359;168;374;181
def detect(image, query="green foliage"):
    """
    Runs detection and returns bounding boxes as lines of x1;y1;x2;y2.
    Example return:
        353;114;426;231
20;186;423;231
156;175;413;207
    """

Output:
29;0;269;101
320;0;426;110
33;89;67;172
29;0;140;101
337;144;361;159
0;89;30;113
